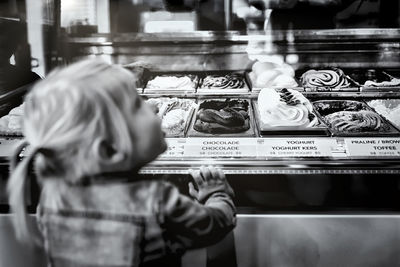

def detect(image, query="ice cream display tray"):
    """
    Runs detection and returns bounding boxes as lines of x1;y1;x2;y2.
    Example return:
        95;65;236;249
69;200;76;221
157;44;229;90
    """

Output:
187;98;256;137
143;71;199;94
196;71;250;94
144;97;197;138
312;99;400;137
365;98;400;133
356;70;400;92
298;68;360;92
252;100;330;136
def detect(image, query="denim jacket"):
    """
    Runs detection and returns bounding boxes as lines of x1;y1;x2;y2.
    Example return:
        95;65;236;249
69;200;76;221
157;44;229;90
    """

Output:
36;173;236;267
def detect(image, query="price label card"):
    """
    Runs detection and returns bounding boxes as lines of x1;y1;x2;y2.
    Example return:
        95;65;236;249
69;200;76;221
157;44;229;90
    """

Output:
184;138;258;158
257;138;336;158
159;138;186;158
345;138;400;158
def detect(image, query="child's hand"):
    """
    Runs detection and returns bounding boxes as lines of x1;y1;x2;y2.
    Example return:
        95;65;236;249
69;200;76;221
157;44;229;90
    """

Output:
189;166;234;203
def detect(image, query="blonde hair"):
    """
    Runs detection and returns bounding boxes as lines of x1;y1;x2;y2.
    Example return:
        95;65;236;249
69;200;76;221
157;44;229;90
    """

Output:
7;59;139;244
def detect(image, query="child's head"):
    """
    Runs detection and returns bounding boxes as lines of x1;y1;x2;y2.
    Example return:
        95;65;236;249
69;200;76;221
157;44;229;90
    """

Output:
26;59;166;180
8;59;167;242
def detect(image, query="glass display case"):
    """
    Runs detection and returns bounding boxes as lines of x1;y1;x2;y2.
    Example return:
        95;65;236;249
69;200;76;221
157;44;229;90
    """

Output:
54;27;400;211
1;1;400;266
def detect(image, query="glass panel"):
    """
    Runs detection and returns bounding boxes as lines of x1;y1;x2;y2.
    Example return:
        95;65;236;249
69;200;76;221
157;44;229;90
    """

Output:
49;0;400;34
145;173;400;212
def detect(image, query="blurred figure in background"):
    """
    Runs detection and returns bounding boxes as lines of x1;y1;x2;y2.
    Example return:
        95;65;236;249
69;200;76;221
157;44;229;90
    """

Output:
235;0;361;30
0;18;40;115
259;0;360;29
269;0;359;29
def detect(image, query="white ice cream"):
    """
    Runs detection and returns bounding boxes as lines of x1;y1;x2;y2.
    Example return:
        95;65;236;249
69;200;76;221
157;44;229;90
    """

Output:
257;88;316;128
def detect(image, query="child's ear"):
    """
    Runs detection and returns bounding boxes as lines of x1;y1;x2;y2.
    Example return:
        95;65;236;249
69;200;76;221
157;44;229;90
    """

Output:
93;138;126;165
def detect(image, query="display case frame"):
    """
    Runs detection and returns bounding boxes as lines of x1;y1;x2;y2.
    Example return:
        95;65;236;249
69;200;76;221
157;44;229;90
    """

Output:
1;28;400;213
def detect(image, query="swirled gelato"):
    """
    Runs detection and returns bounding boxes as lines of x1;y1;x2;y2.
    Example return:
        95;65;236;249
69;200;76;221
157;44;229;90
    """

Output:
324;111;382;132
193;99;251;134
201;74;246;89
313;100;394;134
301;69;350;89
257;88;317;128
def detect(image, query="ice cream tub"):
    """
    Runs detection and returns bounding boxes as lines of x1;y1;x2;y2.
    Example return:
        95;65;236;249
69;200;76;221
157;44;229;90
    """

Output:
247;61;301;93
352;70;400;92
366;99;400;131
143;71;199;94
312;100;400;137
197;71;250;94
299;68;360;92
253;88;330;136
187;98;256;137
145;97;197;137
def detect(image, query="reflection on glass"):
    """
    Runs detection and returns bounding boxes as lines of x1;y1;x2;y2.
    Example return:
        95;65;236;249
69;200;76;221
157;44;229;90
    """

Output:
52;0;400;34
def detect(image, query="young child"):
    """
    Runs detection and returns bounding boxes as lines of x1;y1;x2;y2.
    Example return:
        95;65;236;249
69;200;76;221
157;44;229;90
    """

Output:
7;59;236;267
